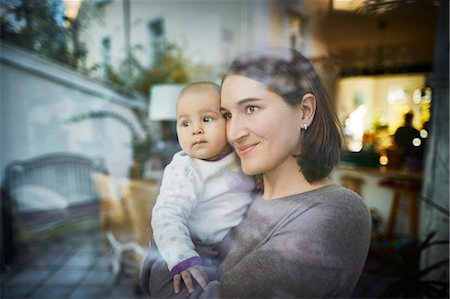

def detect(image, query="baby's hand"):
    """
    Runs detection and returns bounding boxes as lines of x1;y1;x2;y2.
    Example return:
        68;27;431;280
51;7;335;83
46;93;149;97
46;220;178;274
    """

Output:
173;264;208;294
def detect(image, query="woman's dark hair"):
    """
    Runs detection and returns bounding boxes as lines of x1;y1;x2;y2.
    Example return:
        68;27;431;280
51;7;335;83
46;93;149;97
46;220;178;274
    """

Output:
225;48;342;183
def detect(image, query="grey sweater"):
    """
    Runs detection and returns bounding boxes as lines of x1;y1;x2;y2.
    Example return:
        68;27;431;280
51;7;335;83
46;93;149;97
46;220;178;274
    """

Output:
141;184;371;298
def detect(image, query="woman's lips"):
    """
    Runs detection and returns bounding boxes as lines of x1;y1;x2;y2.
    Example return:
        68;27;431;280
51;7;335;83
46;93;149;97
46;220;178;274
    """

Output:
236;144;256;156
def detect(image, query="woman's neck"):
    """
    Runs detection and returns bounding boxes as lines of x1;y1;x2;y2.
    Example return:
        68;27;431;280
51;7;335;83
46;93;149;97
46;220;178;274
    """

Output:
261;159;330;200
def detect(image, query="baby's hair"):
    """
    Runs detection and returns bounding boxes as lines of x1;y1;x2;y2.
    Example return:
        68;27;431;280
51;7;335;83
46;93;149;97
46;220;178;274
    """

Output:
178;81;220;99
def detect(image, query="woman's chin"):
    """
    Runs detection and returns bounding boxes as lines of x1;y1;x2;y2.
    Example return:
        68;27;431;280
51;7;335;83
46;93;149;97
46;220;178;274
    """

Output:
241;164;260;176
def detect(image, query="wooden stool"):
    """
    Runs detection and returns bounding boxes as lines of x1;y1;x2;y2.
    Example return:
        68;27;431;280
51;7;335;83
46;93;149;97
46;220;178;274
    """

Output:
340;176;364;195
379;178;421;239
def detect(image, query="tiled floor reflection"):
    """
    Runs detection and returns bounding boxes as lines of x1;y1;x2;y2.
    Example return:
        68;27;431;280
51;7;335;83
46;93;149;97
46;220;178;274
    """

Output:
1;226;146;299
3;221;434;299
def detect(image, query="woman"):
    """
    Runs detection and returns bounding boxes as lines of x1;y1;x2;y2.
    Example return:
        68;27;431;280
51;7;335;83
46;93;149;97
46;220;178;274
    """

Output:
141;48;371;298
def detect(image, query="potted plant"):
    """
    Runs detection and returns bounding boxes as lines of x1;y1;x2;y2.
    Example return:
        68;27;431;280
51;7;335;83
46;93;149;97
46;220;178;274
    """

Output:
67;41;189;178
365;231;449;298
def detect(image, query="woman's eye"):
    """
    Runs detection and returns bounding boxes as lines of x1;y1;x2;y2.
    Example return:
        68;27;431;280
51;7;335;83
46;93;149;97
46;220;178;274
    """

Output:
203;116;213;123
222;112;232;120
245;105;258;114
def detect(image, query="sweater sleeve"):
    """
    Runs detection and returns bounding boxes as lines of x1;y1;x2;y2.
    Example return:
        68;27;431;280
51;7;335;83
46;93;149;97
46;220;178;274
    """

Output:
219;200;371;298
151;158;201;272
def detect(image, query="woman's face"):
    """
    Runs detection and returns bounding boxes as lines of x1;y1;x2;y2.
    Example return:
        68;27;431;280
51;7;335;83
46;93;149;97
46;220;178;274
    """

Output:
221;75;303;176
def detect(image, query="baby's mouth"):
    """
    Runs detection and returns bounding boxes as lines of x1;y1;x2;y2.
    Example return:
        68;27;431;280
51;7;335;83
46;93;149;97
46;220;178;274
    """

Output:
193;140;207;146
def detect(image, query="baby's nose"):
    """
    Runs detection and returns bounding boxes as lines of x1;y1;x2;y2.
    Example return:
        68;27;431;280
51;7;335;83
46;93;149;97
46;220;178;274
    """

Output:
192;127;204;135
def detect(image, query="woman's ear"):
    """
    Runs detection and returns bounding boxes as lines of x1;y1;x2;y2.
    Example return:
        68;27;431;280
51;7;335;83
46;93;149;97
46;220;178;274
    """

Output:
299;93;316;126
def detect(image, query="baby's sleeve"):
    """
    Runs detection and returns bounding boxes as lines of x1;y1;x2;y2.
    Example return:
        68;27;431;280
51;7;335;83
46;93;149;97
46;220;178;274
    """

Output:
151;159;201;273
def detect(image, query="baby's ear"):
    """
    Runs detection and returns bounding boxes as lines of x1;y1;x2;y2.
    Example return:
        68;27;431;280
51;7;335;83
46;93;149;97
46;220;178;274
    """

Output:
299;93;316;126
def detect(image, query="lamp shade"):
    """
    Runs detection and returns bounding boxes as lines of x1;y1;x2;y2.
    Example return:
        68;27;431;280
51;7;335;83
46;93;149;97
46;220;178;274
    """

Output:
148;84;185;121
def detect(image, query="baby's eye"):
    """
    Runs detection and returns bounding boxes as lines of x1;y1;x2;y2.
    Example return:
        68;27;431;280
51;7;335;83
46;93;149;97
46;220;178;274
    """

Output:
203;116;213;123
181;121;190;127
245;105;258;114
222;112;232;120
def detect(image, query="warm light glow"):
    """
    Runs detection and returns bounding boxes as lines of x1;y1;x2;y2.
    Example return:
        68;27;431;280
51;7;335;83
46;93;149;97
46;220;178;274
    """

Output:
420;129;428;139
412;138;422;147
333;0;364;11
64;0;82;21
388;86;406;104
344;104;367;152
379;155;388;166
413;89;422;104
336;74;427;140
348;142;363;152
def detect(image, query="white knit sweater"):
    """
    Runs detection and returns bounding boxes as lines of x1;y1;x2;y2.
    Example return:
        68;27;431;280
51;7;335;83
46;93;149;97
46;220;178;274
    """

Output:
151;151;255;271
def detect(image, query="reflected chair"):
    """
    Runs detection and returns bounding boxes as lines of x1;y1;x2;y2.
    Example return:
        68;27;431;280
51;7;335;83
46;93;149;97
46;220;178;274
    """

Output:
2;152;108;267
92;173;159;282
379;177;421;239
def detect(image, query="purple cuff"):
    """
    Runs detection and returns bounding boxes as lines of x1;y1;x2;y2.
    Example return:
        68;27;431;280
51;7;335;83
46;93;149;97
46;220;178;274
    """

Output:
170;256;202;276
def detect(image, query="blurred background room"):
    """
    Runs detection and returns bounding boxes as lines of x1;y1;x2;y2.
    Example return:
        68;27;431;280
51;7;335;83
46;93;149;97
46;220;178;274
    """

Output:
1;0;448;298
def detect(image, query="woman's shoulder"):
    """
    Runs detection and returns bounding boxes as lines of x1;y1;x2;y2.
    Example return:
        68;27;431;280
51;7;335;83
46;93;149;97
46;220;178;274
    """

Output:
310;184;369;217
282;184;371;249
272;184;370;230
304;184;366;207
305;185;371;243
247;184;370;227
251;184;364;211
248;184;369;231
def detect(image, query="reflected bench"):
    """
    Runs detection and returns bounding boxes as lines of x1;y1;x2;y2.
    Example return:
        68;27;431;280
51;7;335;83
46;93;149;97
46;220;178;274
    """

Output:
2;152;108;266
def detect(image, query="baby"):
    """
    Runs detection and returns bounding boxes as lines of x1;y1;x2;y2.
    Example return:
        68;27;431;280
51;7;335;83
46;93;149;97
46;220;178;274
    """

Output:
151;81;255;293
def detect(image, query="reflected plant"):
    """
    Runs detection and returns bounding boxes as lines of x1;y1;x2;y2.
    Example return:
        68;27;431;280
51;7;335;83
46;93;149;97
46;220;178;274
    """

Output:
356;0;437;15
67;41;189;178
103;41;190;98
66;110;152;177
0;0;102;69
367;231;449;298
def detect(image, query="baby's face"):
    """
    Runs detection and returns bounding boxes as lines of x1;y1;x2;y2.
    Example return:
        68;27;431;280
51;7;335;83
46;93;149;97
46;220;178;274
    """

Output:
176;88;229;160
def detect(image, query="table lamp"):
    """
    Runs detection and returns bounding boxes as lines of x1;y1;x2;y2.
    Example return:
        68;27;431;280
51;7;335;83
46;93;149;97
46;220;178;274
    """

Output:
147;83;185;172
148;84;185;121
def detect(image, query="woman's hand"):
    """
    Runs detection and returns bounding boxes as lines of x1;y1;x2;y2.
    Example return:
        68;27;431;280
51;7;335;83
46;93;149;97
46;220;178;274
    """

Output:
195;245;219;259
173;264;208;294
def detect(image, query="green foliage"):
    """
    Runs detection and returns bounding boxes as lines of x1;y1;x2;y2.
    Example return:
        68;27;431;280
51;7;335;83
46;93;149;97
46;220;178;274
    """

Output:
368;232;449;298
88;41;190;177
0;0;91;68
104;41;190;98
65;39;190;178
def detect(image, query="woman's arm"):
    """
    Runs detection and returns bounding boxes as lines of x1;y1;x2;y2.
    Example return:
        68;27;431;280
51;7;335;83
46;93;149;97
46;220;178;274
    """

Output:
141;223;236;298
140;240;221;298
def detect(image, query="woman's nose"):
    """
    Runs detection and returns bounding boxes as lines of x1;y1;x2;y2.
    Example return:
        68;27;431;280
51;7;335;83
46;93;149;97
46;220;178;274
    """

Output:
227;117;248;144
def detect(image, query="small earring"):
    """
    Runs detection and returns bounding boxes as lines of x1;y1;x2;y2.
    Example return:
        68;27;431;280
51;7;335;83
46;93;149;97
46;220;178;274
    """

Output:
303;123;308;130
